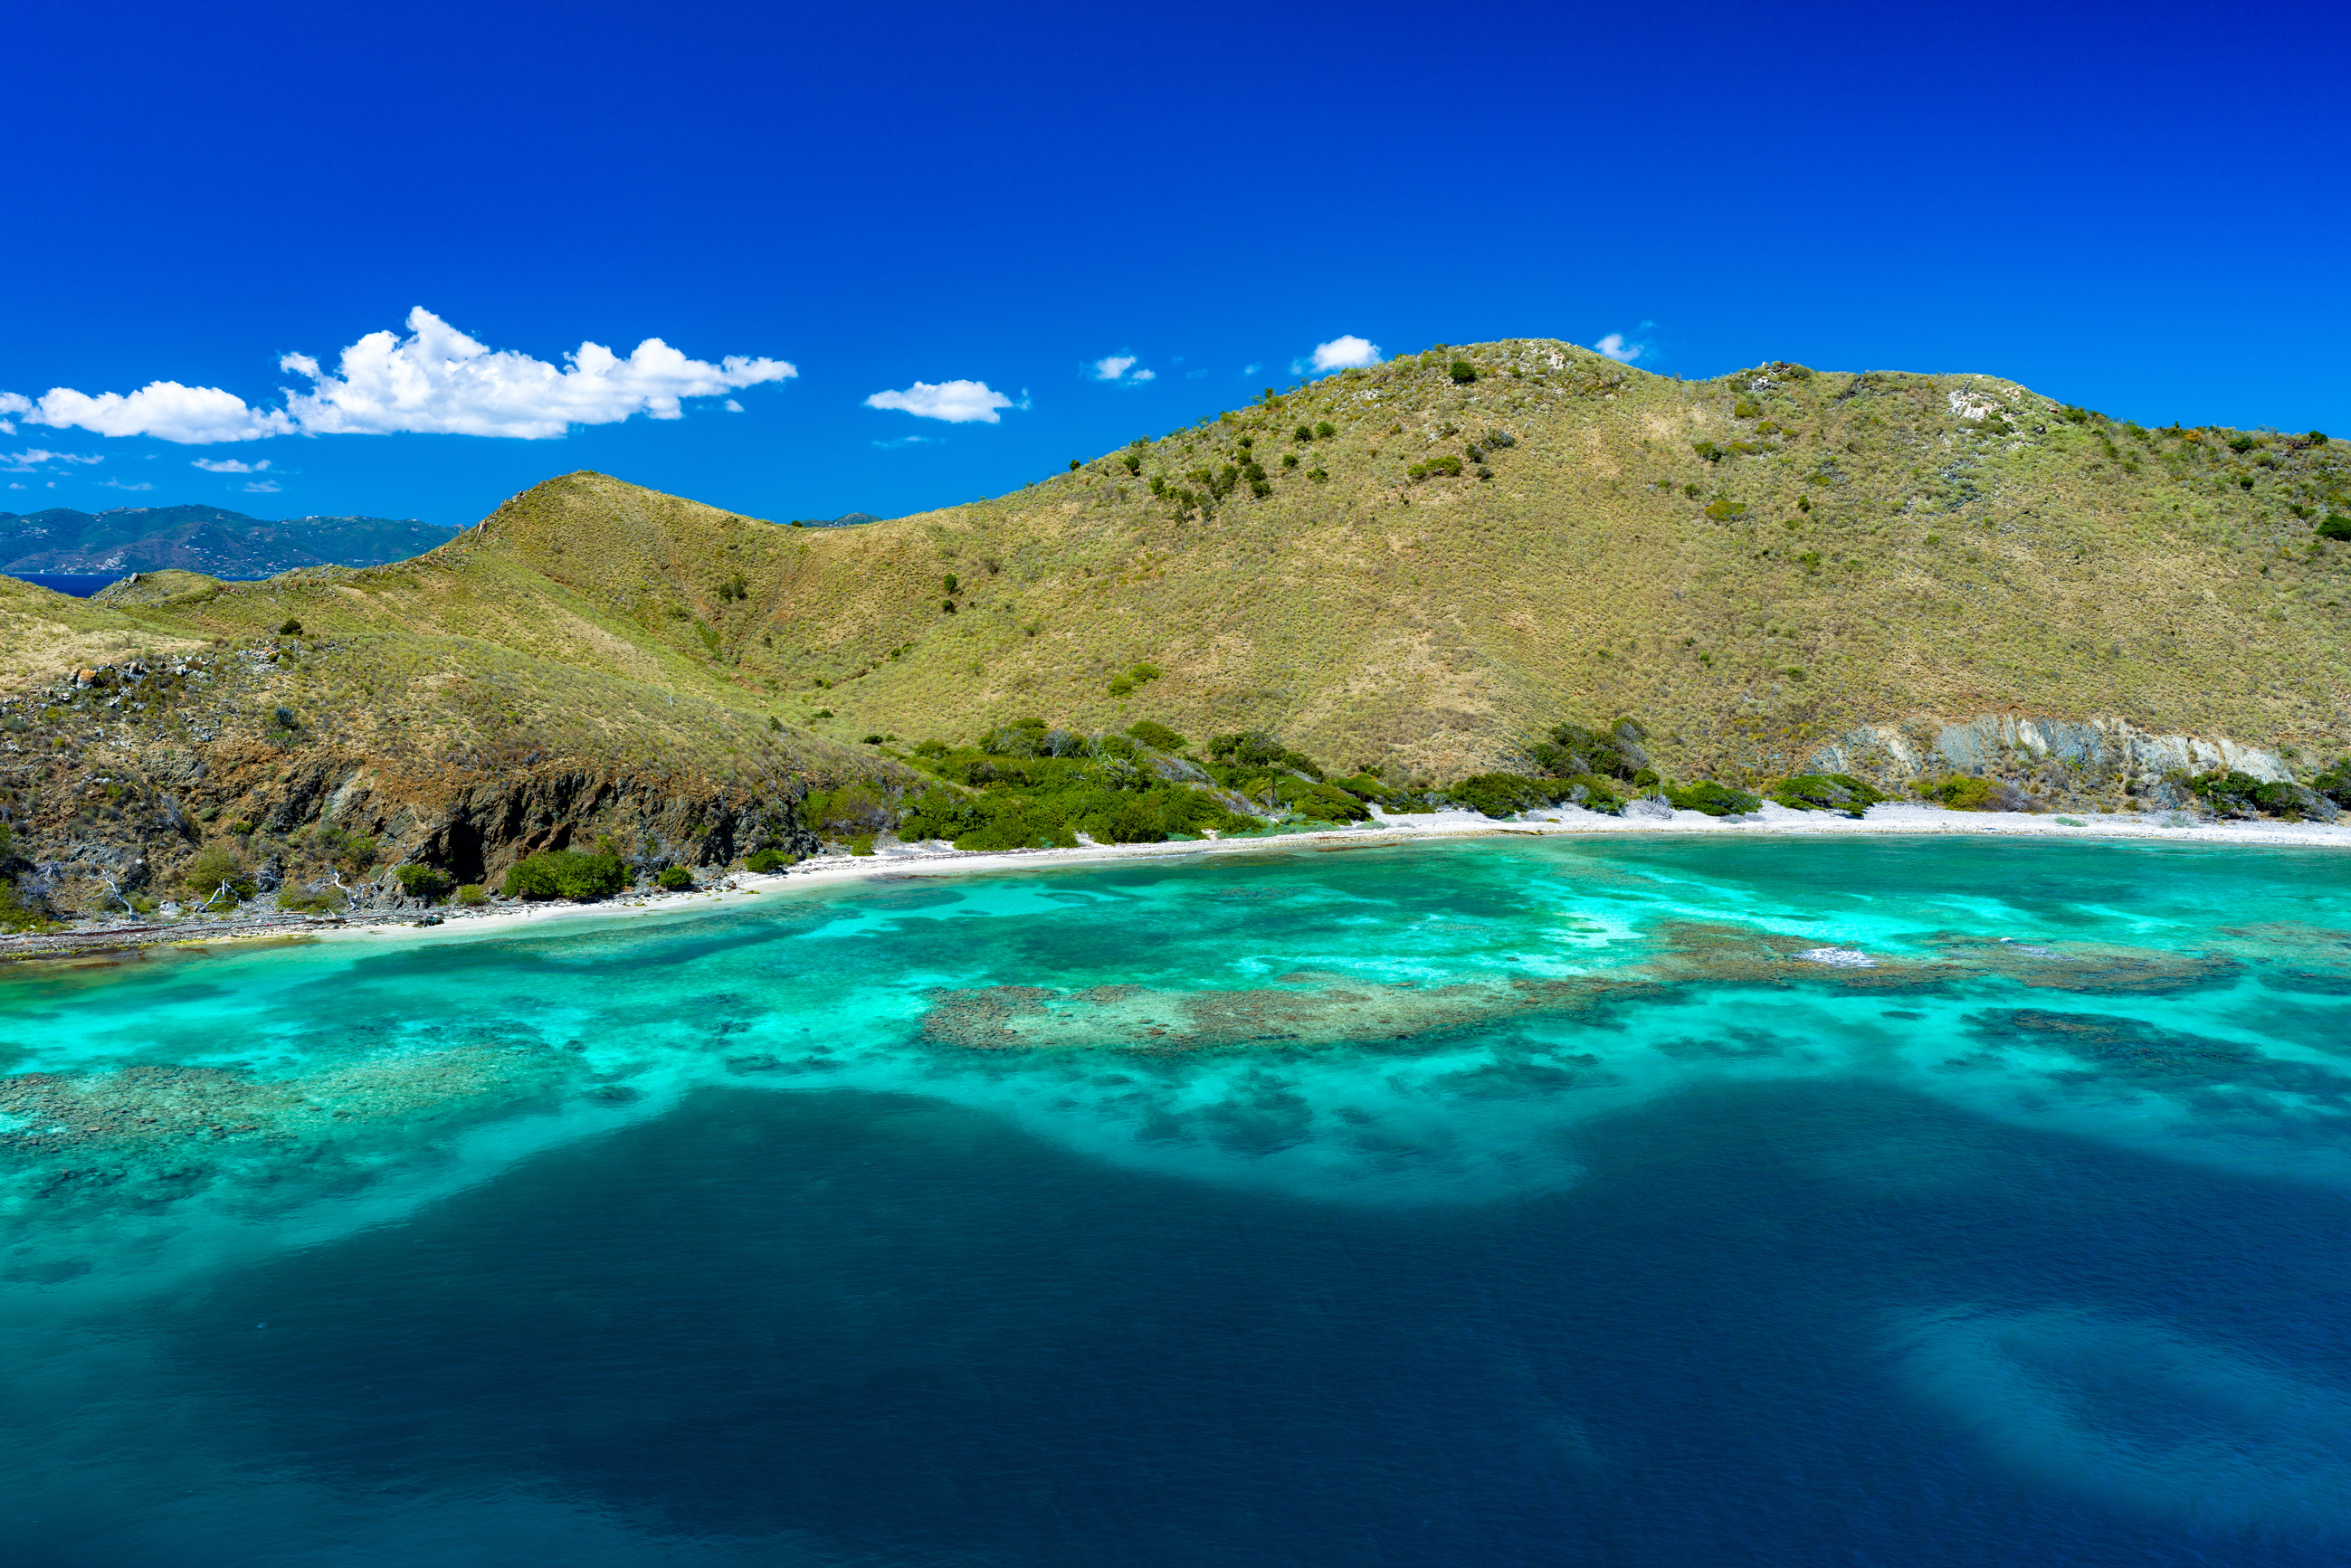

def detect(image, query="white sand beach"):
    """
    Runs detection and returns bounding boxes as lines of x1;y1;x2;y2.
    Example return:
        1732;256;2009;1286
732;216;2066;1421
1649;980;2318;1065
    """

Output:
315;797;2351;948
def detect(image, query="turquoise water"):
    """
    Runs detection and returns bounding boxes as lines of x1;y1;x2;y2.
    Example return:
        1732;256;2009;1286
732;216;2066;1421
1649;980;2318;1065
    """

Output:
5;834;2351;1563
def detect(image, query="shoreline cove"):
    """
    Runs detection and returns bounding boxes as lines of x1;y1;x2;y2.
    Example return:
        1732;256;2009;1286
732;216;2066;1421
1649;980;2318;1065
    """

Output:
10;799;2349;965
144;798;2351;958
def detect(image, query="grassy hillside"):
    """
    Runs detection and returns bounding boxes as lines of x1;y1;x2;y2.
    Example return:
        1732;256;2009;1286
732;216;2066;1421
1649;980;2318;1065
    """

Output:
442;340;2350;786
5;336;2348;921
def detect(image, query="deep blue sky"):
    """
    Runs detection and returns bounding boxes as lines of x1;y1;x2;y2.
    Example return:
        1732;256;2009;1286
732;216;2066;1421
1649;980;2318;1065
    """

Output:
5;0;2345;530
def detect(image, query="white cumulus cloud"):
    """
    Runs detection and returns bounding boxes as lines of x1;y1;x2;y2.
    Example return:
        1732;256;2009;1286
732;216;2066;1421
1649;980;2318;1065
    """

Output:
0;448;104;473
281;308;795;437
1594;322;1656;364
1090;355;1139;382
26;382;293;443
193;457;271;473
1309;336;1382;373
3;308;795;445
1131;367;1155;382
0;391;29;434
863;379;1018;424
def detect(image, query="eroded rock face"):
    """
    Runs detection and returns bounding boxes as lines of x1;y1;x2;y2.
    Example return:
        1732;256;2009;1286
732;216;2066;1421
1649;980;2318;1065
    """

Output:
1803;714;2299;812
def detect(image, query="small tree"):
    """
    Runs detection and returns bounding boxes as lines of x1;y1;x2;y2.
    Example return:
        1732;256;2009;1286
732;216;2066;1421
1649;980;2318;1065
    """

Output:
1449;360;1478;384
183;842;256;907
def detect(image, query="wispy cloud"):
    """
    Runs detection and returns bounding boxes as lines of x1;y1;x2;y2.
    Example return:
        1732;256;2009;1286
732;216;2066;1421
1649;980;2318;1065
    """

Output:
1240;363;1261;377
1090;355;1138;381
4;308;797;444
871;433;940;450
864;379;1018;424
243;479;283;493
98;479;155;491
193;456;271;473
0;391;29;435
1298;336;1382;375
0;448;104;473
1594;322;1656;364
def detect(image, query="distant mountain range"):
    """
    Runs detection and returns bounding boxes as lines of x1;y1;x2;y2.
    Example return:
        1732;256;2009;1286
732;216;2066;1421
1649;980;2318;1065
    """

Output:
0;504;460;577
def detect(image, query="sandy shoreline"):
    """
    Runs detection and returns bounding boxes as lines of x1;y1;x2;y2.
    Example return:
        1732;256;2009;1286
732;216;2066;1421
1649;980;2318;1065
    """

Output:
11;799;2344;962
299;798;2351;950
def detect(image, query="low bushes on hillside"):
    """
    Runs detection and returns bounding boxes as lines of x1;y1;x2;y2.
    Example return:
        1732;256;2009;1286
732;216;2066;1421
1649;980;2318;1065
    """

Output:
1667;781;1763;816
1449;774;1572;819
182;842;257;904
1766;774;1885;817
1917;775;2032;813
504;850;628;900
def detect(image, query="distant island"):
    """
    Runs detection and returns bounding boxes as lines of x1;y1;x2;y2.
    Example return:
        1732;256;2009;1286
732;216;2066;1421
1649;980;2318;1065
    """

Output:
0;504;460;579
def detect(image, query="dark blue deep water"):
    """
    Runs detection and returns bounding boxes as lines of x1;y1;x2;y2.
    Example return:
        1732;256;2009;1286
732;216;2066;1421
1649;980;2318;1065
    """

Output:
5;835;2351;1563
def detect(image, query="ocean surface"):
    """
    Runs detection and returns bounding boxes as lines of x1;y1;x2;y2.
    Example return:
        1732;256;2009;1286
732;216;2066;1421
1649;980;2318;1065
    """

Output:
5;833;2351;1565
9;573;132;598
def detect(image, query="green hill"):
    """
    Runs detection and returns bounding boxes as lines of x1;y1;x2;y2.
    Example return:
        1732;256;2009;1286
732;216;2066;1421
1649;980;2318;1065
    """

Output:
5;337;2349;923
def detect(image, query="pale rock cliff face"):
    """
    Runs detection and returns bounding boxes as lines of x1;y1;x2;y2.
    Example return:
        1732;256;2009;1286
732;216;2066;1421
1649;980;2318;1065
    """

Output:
1805;715;2296;811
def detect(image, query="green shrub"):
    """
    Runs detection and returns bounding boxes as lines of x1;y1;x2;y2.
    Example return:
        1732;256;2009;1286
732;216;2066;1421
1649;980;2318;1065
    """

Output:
1918;775;2029;812
454;883;489;907
656;865;694;890
1108;675;1134;697
1766;774;1885;817
848;834;876;856
803;782;891;835
1294;424;1314;442
278;618;302;636
1128;719;1186;751
2316;515;2351;541
1121;452;1141;474
1667;781;1763;816
1449;360;1478;384
2193;769;2268;818
1692;441;1725;462
745;849;795;873
1528;720;1644;780
1069;459;1082;471
503;851;629;901
1308;467;1328;482
309;826;377;871
1449;773;1568;819
182;841;256;903
1315;421;1336;438
2252;782;2327;820
394;864;451;901
1703;498;1747;521
0;880;54;931
1733;397;1764;419
2226;433;2259;453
